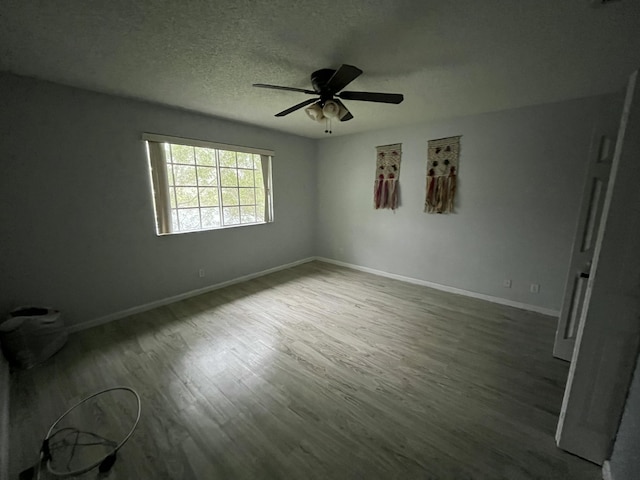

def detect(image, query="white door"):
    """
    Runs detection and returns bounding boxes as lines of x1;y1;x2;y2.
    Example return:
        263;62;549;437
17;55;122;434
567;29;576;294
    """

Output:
553;106;620;361
556;70;640;464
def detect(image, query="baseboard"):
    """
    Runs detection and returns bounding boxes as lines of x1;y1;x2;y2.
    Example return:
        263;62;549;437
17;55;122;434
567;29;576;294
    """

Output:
315;257;560;317
602;460;613;480
68;254;558;333
0;356;9;480
68;257;316;333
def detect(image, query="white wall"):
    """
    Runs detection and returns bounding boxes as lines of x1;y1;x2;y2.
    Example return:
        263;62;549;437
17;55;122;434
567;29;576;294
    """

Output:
0;73;317;328
610;353;640;480
316;96;615;312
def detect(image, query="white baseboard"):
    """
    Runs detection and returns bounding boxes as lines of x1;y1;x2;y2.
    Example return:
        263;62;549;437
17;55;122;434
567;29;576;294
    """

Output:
68;257;316;333
602;460;613;480
68;255;558;334
0;356;9;480
315;257;560;317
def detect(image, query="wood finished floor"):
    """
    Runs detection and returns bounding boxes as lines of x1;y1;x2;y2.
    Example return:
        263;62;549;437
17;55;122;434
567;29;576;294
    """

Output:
9;261;599;479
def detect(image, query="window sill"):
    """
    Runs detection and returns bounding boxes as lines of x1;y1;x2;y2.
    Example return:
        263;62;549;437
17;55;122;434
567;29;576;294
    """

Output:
156;220;272;236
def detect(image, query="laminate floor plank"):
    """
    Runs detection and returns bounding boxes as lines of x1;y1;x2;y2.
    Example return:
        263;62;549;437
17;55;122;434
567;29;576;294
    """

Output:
9;261;599;479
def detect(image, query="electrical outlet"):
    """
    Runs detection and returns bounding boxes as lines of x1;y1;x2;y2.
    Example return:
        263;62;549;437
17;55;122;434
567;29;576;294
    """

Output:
503;279;512;288
198;268;205;278
530;283;540;294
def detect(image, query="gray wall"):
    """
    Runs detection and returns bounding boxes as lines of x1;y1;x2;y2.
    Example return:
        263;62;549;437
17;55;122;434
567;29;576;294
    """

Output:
0;355;7;480
0;70;617;326
0;73;317;328
316;96;613;312
611;353;640;480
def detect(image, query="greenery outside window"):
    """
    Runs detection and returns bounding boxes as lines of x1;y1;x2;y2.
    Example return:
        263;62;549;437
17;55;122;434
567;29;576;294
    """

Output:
144;134;273;235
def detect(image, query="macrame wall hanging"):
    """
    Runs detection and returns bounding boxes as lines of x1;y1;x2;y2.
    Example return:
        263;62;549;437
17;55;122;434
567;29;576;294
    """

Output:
374;143;402;210
425;136;461;214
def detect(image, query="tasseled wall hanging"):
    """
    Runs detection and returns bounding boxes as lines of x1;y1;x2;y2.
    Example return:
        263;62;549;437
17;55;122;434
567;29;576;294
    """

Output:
374;143;402;210
425;136;461;214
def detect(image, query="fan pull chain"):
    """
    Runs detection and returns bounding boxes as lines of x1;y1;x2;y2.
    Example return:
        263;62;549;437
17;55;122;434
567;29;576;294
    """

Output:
324;118;332;134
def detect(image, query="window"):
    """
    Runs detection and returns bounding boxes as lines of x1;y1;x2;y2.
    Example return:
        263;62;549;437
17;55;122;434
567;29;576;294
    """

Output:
144;134;273;235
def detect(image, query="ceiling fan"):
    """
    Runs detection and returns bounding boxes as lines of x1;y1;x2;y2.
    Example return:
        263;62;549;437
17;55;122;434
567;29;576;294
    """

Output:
253;64;404;133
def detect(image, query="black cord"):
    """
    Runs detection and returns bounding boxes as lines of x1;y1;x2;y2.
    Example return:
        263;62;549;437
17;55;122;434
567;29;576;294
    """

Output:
40;439;51;462
67;430;79;471
45;427;117;472
39;386;141;477
99;453;117;473
49;428;117;449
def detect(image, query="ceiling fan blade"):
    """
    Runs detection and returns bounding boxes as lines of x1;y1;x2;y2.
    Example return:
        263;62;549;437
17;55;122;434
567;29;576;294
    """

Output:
333;99;354;122
326;65;363;93
275;98;319;117
338;91;404;104
253;83;317;95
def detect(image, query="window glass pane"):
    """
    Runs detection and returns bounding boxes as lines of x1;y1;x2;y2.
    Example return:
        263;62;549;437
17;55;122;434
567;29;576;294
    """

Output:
195;147;216;166
197;167;217;186
223;206;241;225
219;150;236;168
256;186;265;201
201;207;221;228
256;203;265;222
199;187;219;207
220;168;238;187
240;206;256;223
171;144;195;165
171;209;178;230
148;140;272;235
237;152;253;169
178;208;201;231
175;187;199;207
173;165;197;186
221;188;239;206
238;169;254;187
255;161;264;187
239;188;255;206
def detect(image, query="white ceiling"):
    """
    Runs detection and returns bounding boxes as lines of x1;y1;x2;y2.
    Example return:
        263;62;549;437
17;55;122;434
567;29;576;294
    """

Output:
1;0;639;138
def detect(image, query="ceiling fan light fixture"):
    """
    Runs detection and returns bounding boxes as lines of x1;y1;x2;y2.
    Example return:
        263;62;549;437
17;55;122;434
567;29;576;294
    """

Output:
322;100;340;119
305;102;325;122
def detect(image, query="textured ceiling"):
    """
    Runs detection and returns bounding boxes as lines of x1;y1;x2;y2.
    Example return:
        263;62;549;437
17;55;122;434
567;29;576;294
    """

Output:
1;0;639;138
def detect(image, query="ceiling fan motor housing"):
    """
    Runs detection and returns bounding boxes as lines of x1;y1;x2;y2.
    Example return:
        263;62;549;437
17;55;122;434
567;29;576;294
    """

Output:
311;69;338;100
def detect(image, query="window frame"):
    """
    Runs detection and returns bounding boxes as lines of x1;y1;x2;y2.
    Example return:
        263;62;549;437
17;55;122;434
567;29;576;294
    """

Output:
143;133;274;235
